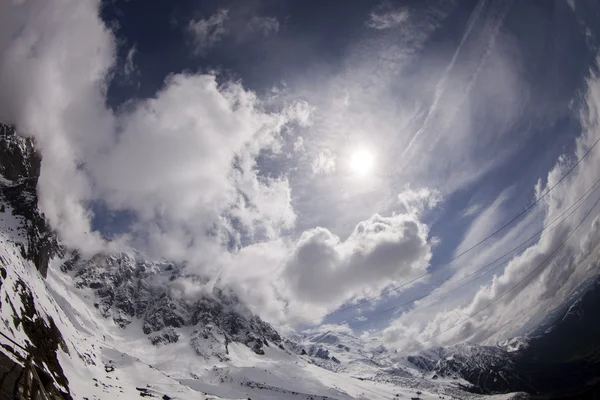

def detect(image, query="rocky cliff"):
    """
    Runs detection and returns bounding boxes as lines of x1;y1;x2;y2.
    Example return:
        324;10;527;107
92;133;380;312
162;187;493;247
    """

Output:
61;251;284;359
0;123;58;277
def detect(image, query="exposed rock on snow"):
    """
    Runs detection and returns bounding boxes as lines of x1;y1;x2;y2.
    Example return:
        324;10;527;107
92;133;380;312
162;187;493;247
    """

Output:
66;251;284;358
0;123;58;277
407;345;530;394
0;122;546;400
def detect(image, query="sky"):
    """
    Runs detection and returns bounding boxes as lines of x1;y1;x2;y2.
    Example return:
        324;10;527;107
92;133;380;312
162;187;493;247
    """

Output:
2;0;600;353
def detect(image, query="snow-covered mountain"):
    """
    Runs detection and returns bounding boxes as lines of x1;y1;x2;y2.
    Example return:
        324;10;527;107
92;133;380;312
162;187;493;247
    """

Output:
0;123;546;399
63;250;283;359
290;329;531;395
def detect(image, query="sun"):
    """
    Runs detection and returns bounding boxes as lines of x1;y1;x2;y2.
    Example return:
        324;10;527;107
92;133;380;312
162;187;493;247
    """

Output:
349;148;374;176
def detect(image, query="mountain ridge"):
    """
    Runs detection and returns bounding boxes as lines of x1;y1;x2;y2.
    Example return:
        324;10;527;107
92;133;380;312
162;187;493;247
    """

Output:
0;122;571;399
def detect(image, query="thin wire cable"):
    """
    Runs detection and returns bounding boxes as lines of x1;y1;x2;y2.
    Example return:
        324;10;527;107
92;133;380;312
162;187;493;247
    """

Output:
307;177;600;341
0;331;52;399
441;135;600;271
399;189;600;354
297;153;600;327
0;330;27;352
348;176;600;330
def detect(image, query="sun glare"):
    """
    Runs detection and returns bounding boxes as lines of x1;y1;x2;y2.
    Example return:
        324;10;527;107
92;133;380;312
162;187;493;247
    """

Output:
349;148;374;176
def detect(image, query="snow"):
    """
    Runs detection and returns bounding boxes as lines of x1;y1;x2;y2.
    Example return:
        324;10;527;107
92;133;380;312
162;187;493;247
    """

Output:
497;337;529;353
0;198;529;400
0;203;27;244
42;260;502;399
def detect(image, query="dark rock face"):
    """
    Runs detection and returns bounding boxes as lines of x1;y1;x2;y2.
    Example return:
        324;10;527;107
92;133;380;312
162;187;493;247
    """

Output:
0;124;57;277
67;252;283;357
149;327;180;346
0;123;72;398
0;124;40;181
405;276;600;398
510;276;600;398
9;279;72;399
310;346;331;360
407;345;530;394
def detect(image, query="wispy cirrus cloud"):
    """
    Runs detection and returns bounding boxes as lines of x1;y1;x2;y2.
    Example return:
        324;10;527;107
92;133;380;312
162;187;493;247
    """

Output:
123;45;138;80
187;9;229;54
248;15;280;36
367;2;409;30
187;8;281;55
380;71;600;350
2;0;599;347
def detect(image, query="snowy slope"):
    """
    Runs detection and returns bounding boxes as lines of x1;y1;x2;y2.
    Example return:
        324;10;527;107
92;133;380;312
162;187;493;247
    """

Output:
0;208;232;399
45;258;467;400
0;123;531;399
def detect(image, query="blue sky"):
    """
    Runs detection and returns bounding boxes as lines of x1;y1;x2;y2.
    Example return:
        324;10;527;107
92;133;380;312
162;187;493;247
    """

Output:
2;0;600;351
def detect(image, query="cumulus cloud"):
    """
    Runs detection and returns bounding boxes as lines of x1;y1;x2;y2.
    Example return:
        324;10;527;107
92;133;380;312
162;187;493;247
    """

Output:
3;0;597;347
187;9;229;54
90;74;300;259
0;0;117;255
0;1;326;329
218;210;434;325
285;213;432;306
0;1;304;264
379;67;600;352
367;2;409;30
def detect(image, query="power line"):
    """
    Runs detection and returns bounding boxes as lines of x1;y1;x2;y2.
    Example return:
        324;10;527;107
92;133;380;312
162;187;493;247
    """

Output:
348;175;600;329
297;136;600;327
451;135;600;267
308;176;600;340
0;330;27;353
0;331;51;399
399;186;600;354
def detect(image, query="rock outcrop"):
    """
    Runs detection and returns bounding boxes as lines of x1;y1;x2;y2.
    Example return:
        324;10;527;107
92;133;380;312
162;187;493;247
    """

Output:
64;251;283;358
0;124;58;277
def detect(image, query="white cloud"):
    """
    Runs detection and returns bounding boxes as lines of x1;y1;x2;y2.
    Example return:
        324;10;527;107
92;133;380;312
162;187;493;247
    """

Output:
379;66;600;351
219;210;434;325
461;203;481;218
452;189;510;257
284;100;315;127
0;1;304;265
187;9;229;54
3;0;598;348
397;186;442;216
0;0;117;255
124;46;137;79
293;136;305;153
311;149;336;175
187;9;280;55
0;0;303;326
285;213;431;306
91;74;304;261
367;3;409;30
